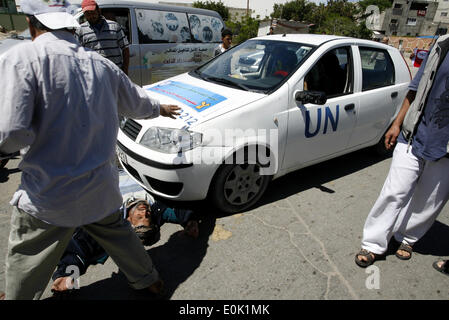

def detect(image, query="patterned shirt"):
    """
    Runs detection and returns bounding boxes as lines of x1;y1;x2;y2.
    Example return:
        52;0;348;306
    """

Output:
404;47;449;161
76;17;129;68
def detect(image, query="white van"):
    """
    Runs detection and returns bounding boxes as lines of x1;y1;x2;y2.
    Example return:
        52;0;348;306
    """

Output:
76;0;225;86
3;0;225;86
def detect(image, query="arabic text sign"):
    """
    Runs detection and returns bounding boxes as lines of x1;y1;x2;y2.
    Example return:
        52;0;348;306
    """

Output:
147;81;227;112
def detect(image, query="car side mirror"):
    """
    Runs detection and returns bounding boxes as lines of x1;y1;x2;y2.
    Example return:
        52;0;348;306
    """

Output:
295;91;327;105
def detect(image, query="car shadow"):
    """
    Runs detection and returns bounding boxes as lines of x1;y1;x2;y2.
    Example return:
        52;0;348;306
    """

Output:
46;212;217;300
257;147;392;207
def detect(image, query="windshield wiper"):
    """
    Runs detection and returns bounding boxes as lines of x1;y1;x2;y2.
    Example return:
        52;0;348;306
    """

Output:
204;76;251;91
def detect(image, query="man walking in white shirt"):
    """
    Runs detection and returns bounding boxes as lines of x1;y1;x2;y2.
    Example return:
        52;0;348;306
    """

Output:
0;0;180;300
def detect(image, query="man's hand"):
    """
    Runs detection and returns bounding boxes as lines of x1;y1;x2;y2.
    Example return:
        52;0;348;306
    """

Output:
160;104;181;119
384;124;401;150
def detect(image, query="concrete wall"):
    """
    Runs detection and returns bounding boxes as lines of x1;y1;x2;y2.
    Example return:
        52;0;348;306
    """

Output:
388;35;434;54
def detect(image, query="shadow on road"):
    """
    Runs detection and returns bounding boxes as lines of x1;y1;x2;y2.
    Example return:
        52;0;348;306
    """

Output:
0;162;21;183
256;147;391;210
45;213;217;300
414;221;449;257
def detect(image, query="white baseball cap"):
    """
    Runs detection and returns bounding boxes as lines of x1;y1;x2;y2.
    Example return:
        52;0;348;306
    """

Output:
20;0;80;30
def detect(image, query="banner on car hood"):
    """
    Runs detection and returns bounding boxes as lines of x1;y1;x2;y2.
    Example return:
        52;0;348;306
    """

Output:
147;80;227;113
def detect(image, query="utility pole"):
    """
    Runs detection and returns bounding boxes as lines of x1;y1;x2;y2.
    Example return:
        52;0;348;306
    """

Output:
247;0;249;17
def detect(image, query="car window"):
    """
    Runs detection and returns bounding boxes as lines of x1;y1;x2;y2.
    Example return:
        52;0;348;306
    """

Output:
193;40;314;93
304;47;352;98
359;47;395;91
188;14;223;43
77;7;131;41
136;9;190;44
101;8;131;41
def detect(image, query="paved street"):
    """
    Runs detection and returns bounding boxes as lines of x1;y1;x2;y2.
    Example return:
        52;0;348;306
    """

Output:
1;136;449;300
1;57;448;301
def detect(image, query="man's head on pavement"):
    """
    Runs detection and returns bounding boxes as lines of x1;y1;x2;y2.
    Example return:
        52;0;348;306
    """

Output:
20;0;79;39
82;0;101;25
126;199;152;228
125;199;160;246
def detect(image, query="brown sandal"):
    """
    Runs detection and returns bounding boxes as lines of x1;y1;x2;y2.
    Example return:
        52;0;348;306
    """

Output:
395;243;413;260
355;249;376;268
432;260;449;277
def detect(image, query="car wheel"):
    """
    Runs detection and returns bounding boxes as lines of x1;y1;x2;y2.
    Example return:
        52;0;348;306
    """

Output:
209;163;271;214
0;159;8;169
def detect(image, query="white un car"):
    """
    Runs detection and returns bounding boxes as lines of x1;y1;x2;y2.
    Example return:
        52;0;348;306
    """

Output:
117;34;411;213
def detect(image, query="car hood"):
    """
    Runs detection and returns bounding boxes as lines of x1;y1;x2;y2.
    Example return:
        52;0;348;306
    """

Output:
0;37;31;56
137;72;265;130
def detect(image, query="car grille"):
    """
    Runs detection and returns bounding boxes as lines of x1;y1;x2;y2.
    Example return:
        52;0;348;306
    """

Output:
122;119;142;141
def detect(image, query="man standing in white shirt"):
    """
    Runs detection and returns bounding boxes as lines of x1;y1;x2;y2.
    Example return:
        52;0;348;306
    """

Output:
0;0;180;300
214;28;232;57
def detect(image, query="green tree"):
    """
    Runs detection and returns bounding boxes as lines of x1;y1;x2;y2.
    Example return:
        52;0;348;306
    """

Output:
272;0;372;39
358;0;393;12
193;0;229;21
271;0;316;21
226;15;259;44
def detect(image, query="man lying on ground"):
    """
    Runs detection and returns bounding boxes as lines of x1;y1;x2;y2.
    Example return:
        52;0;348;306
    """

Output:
51;197;199;294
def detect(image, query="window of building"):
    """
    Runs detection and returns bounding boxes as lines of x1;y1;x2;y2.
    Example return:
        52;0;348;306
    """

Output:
441;12;448;17
406;18;417;26
394;3;402;8
390;19;398;24
410;2;428;11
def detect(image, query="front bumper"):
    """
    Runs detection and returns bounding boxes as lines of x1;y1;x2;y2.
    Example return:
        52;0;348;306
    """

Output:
116;137;228;201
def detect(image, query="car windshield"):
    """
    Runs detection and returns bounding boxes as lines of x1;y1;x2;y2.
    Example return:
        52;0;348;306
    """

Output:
191;39;314;93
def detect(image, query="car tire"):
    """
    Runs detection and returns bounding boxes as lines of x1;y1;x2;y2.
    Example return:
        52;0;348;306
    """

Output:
209;162;272;214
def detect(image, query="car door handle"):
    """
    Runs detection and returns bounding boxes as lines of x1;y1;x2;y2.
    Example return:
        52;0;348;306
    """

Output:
344;103;355;111
391;91;398;98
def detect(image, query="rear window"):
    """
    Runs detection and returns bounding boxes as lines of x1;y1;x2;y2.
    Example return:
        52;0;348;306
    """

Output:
359;47;395;91
188;13;223;43
136;9;191;44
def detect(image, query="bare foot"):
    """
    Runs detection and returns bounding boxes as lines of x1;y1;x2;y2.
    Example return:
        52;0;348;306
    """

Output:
0;291;5;300
51;276;73;293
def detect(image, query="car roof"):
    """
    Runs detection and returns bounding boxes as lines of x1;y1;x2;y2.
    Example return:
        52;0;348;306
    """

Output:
254;34;390;49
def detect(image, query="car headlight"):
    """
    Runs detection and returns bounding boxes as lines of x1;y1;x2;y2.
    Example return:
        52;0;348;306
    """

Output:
139;127;202;153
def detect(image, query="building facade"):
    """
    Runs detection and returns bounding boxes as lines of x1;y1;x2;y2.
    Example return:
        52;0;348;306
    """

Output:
382;0;444;36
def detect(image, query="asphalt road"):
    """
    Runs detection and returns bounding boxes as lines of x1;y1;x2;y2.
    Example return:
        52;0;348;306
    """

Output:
2;60;448;301
1;142;449;301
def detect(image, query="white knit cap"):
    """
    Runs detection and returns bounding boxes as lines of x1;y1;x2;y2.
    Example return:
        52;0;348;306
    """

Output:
20;0;80;30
